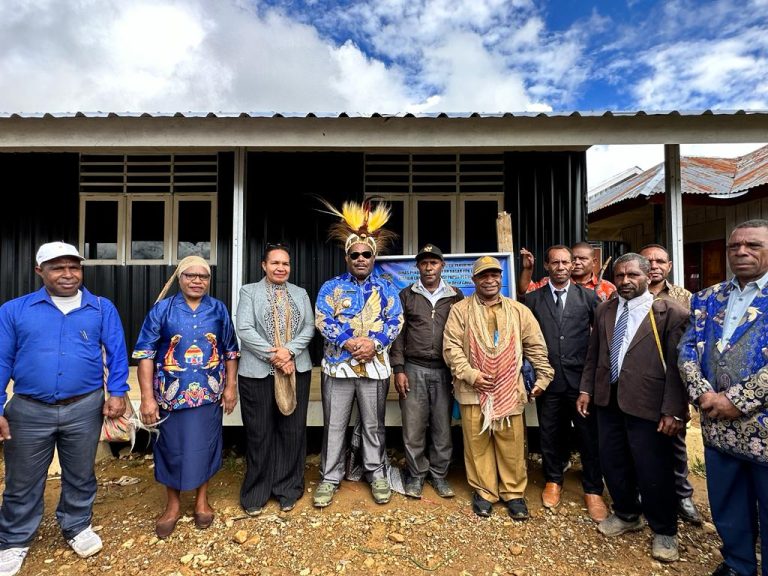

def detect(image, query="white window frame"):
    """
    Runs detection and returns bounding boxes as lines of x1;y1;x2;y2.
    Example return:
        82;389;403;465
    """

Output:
172;193;218;263
79;192;216;265
412;194;458;253
126;194;172;265
457;194;505;252
79;194;126;265
364;192;503;255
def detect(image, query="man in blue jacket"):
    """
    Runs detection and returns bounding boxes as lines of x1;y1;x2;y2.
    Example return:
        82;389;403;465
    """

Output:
679;220;768;576
0;242;129;576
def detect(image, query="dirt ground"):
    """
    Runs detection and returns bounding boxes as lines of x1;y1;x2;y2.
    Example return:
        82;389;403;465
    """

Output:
2;420;723;576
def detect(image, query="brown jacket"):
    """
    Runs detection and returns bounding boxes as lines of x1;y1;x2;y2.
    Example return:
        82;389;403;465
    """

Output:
580;296;689;421
443;294;553;411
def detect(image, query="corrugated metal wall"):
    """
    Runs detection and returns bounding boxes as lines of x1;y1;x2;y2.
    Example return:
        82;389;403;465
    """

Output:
507;151;587;282
0;152;235;352
0;149;587;362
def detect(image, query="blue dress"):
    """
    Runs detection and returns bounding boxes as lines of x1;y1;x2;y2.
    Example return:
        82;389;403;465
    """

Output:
133;293;239;490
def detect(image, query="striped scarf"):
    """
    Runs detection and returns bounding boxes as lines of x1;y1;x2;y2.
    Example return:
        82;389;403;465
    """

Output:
467;295;520;433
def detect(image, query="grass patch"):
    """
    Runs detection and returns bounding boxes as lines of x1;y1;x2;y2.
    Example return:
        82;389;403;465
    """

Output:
690;455;706;478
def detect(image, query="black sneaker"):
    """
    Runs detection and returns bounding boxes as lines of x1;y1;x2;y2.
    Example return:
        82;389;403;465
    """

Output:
506;498;530;521
404;475;424;499
471;492;493;518
427;475;455;498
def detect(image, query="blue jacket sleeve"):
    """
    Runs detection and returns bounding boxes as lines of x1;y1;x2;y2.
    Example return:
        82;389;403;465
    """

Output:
0;303;16;416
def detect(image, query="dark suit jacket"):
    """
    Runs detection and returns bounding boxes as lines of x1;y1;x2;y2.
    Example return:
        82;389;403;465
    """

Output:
580;295;689;422
525;283;599;393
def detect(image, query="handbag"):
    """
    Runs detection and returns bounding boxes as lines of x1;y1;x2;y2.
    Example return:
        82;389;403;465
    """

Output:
271;289;297;416
99;343;136;443
100;396;136;443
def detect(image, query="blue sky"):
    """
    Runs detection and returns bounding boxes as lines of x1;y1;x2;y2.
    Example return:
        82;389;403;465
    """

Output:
0;0;765;185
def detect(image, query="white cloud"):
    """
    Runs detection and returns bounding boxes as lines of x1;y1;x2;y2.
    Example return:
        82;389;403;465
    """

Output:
0;0;579;114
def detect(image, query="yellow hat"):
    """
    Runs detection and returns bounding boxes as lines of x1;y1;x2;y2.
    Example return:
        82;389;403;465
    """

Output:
472;256;503;276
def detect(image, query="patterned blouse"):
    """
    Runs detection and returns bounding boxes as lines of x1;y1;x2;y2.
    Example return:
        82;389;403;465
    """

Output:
262;282;301;375
133;294;240;411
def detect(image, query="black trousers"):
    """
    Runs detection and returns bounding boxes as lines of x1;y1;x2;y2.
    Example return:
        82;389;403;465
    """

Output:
596;387;677;535
536;386;603;494
238;371;311;510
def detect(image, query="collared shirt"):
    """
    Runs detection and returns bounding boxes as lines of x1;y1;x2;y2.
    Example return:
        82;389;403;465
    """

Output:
721;269;768;345
614;290;654;375
315;272;404;379
416;278;447;307
654;280;692;308
133;293;240;411
528;273;616;301
0;286;130;415
548;280;570;308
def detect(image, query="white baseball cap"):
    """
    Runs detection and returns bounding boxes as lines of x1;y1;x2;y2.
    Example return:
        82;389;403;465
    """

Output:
36;242;85;265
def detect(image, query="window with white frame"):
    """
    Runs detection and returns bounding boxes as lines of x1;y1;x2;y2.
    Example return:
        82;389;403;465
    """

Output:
78;154;218;265
365;154;504;254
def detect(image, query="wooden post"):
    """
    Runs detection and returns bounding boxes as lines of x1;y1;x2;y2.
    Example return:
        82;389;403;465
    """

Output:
496;211;514;254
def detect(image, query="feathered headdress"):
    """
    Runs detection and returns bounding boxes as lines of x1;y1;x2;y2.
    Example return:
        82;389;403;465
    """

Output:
316;197;397;255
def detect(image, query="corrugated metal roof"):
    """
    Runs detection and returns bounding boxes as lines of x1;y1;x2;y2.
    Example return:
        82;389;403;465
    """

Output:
1;109;767;119
589;144;768;213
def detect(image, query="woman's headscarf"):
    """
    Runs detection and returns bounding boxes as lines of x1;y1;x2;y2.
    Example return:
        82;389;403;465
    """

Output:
154;256;211;304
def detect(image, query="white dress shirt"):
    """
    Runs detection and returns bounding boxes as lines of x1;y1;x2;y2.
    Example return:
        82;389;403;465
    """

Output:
548;280;570;308
614;290;653;375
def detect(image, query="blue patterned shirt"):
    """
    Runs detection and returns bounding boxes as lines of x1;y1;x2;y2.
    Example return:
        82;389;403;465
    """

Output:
315;272;403;379
133;294;239;411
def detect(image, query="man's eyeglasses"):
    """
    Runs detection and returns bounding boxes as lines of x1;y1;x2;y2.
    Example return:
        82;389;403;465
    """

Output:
180;272;211;281
348;251;373;260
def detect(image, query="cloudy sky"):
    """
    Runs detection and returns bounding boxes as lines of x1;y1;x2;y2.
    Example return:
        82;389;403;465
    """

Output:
1;0;766;186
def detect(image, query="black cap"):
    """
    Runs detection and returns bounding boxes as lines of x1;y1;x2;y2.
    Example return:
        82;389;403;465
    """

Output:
415;244;444;262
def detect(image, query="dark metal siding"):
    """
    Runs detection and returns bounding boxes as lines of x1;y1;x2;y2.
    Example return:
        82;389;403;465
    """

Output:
1;150;587;363
507;151;587;283
0;152;234;355
245;152;365;363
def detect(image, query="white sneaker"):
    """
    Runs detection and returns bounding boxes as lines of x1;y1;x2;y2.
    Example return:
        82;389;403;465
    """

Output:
67;526;103;558
0;547;29;576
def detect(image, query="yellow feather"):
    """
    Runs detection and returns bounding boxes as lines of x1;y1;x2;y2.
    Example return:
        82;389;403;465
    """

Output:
366;204;391;232
340;202;366;230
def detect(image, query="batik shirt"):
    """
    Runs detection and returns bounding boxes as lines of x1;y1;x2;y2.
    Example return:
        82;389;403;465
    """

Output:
678;277;768;464
315;272;404;379
527;273;616;302
656;280;692;309
133;294;240;411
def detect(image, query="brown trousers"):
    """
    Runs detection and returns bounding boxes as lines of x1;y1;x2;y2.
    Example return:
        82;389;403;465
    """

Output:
459;404;527;502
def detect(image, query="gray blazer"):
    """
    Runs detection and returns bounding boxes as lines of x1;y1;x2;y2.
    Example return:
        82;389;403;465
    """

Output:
236;279;315;378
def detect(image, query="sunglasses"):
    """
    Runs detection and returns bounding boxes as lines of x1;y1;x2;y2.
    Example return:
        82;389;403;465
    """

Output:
348;251;373;260
180;272;211;281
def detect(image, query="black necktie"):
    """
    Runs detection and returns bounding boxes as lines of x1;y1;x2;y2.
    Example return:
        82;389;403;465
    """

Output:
554;289;565;320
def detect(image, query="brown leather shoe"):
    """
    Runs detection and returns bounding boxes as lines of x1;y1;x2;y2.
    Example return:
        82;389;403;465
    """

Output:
584;494;609;522
155;514;181;539
194;511;215;530
541;482;562;508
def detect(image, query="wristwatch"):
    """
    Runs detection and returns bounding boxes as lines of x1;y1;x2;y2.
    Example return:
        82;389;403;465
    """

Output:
288;349;296;359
